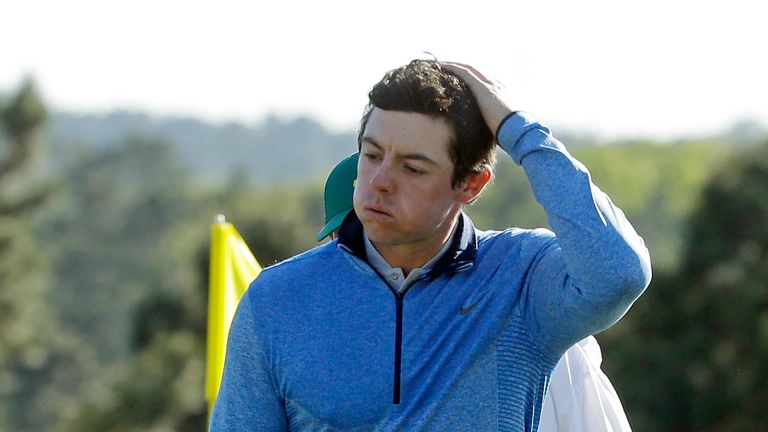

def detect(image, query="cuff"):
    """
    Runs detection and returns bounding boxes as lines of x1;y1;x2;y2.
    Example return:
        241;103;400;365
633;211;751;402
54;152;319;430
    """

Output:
496;111;553;165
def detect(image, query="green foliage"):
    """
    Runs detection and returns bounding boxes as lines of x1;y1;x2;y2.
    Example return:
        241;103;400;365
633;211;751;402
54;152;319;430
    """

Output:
57;333;206;432
215;181;325;266
674;141;768;429
574;140;729;271
0;79;64;431
34;135;211;431
41;136;195;363
0;78;47;140
600;140;768;431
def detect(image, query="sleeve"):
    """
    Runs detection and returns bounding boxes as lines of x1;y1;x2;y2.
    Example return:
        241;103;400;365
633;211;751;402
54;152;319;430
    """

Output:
538;337;633;432
497;112;652;354
209;288;288;431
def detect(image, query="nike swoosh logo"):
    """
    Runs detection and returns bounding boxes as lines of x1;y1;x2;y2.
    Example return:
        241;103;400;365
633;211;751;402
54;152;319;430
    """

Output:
460;301;481;316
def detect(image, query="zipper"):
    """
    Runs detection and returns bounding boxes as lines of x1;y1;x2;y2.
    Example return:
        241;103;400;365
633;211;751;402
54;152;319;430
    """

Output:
372;270;407;405
367;266;425;405
392;291;404;404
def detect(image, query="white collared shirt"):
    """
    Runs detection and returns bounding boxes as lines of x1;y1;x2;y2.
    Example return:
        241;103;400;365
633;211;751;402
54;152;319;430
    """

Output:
363;228;455;294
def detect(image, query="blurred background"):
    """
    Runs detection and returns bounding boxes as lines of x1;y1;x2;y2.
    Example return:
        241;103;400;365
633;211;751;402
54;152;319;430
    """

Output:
1;0;767;430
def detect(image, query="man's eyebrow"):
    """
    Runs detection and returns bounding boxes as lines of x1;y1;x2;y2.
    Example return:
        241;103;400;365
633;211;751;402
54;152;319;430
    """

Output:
360;136;440;167
360;136;383;151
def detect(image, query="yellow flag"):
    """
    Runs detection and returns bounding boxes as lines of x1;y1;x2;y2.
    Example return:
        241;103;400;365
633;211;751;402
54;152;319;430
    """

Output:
206;215;262;414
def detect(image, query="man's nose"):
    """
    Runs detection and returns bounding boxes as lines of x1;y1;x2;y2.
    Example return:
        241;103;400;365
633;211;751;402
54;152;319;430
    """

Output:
370;161;395;193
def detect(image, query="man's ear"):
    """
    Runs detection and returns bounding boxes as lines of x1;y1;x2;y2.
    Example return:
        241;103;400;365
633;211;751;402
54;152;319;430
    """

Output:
459;165;492;204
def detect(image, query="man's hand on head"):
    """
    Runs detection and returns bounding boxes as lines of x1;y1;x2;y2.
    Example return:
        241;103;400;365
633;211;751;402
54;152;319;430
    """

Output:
441;62;518;141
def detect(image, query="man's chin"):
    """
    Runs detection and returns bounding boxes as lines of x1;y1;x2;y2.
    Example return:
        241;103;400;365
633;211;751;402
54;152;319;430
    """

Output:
361;223;401;245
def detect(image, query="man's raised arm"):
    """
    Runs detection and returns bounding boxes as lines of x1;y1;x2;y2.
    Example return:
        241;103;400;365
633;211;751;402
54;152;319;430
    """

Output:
443;62;652;354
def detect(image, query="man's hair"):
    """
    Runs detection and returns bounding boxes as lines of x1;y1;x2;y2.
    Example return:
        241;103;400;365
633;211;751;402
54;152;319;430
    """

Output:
358;59;496;188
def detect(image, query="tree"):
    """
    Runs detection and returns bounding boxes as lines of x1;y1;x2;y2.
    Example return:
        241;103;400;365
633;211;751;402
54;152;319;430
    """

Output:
674;140;768;430
0;79;62;431
600;140;768;431
41;136;196;364
49;136;211;431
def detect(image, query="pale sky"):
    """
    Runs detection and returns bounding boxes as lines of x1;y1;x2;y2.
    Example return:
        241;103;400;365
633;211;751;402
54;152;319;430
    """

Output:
2;0;766;139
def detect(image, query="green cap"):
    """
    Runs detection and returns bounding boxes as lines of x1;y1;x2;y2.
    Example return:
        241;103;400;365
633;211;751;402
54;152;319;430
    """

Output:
317;152;359;241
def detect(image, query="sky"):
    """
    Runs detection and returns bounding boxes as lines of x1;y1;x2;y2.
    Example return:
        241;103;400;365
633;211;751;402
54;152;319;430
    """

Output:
2;0;766;140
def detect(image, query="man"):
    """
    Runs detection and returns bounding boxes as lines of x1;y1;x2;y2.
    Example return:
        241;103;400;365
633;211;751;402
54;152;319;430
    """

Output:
316;153;633;431
211;60;651;431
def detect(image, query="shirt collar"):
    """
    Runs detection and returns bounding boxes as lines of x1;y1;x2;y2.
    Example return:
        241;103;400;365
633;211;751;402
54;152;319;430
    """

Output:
337;211;477;279
363;224;456;292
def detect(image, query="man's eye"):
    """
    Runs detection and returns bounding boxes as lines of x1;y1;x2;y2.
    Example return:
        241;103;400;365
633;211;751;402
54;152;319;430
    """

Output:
364;152;381;161
404;165;424;174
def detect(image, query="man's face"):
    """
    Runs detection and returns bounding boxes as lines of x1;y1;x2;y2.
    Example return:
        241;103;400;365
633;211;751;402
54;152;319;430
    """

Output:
353;108;465;250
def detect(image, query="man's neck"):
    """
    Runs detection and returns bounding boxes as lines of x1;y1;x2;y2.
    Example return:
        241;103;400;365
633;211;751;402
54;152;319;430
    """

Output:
370;217;458;276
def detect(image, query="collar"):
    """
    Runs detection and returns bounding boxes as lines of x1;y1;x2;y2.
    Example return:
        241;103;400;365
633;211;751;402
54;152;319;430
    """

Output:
363;224;455;292
337;211;478;279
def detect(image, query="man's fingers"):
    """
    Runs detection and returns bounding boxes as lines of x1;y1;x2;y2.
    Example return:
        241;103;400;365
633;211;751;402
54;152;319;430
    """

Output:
442;62;496;87
441;61;517;134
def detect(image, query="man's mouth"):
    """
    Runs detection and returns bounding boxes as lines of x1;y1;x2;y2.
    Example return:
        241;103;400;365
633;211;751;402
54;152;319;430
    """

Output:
363;205;393;220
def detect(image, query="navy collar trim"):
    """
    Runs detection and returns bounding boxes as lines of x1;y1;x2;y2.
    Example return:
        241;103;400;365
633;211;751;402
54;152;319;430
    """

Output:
337;212;478;278
336;211;367;261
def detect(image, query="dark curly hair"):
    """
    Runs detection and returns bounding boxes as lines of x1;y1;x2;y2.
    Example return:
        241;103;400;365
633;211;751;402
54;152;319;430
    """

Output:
358;59;496;187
